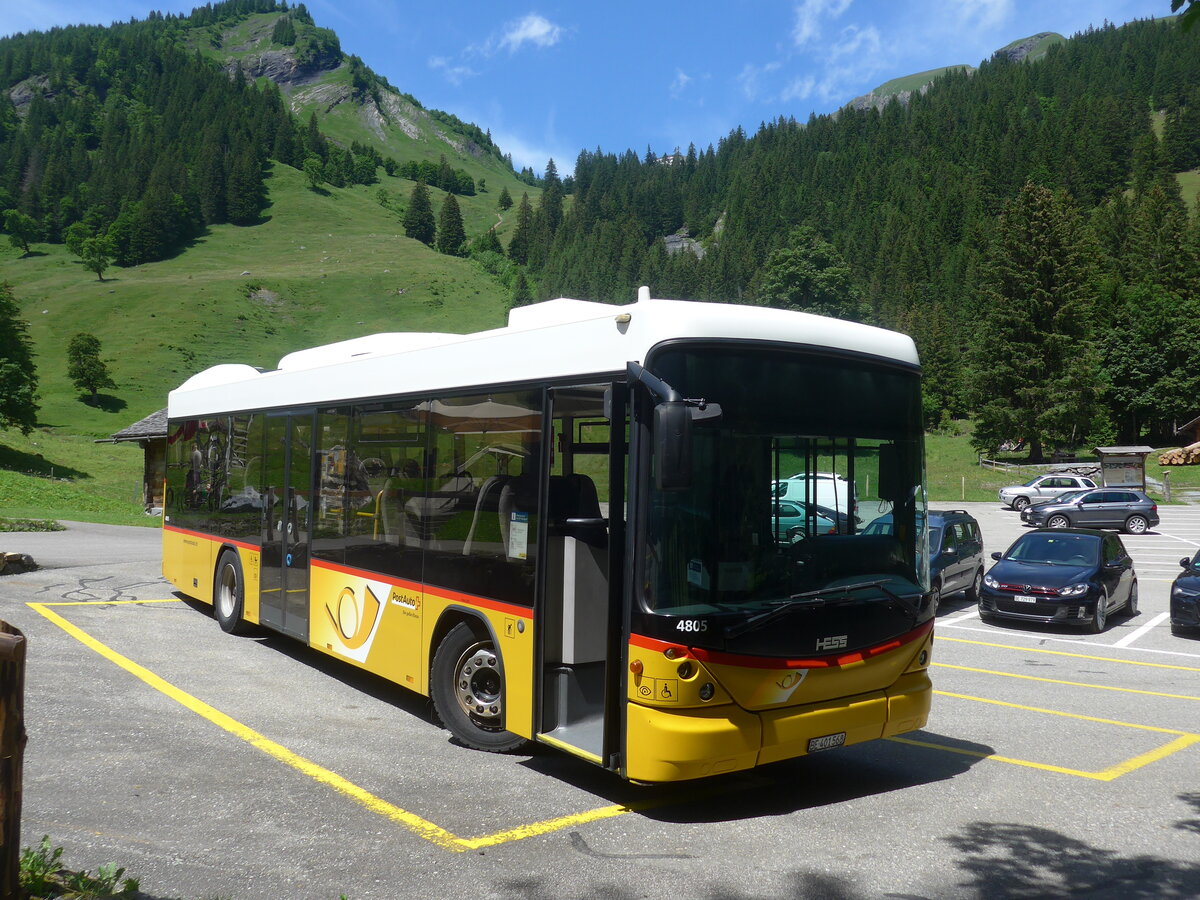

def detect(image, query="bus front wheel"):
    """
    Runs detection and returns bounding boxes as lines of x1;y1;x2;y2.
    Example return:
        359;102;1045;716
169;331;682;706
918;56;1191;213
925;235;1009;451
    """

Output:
431;622;525;753
214;550;251;635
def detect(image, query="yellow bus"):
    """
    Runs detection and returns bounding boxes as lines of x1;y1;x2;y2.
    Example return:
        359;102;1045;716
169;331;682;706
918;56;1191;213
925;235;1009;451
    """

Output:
162;288;933;782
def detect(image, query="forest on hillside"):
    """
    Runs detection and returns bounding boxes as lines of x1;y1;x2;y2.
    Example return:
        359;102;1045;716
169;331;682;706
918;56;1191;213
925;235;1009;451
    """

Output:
0;0;494;270
514;18;1200;453
2;9;1200;458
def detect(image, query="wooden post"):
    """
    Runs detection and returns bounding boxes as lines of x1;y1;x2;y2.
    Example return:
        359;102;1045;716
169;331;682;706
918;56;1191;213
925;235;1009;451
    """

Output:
0;621;27;900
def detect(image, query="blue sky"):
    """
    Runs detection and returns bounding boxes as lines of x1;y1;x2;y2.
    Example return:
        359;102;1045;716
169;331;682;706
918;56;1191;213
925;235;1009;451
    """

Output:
0;1;1174;174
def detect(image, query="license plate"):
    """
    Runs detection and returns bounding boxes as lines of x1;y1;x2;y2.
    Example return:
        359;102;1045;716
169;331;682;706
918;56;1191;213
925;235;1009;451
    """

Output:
1013;595;1037;603
807;732;847;753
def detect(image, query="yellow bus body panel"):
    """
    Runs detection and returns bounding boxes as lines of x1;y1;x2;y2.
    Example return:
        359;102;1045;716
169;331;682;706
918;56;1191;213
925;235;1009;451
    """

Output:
307;562;536;740
162;528;262;624
624;631;933;782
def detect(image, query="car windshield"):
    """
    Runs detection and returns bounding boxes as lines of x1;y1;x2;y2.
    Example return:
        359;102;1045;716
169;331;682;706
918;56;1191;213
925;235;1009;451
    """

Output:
1005;532;1100;566
1047;489;1087;504
1022;476;1045;487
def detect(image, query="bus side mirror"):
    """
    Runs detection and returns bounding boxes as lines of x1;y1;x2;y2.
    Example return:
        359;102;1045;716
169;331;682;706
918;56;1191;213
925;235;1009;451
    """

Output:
878;444;903;502
655;401;692;491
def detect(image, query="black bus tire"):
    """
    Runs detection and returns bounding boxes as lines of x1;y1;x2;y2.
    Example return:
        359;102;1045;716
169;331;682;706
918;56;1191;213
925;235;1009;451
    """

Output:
431;622;525;753
214;550;251;635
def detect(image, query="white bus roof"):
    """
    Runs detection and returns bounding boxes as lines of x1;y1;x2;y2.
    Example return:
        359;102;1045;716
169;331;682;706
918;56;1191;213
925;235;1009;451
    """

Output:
168;289;919;419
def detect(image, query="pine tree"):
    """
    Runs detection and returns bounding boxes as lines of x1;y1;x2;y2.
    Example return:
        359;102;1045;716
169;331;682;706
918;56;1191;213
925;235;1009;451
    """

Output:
403;182;435;246
511;270;533;307
497;187;513;211
507;193;534;264
0;281;39;435
967;183;1100;461
436;193;466;256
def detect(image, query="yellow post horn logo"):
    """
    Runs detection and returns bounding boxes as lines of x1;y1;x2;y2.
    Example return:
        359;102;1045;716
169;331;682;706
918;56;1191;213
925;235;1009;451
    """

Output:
326;584;381;649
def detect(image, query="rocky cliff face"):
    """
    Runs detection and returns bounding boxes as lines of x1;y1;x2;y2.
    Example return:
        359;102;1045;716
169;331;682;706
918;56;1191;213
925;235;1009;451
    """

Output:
993;32;1058;62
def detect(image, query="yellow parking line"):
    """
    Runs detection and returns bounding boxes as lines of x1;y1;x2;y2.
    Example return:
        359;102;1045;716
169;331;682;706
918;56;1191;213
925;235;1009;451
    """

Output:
893;689;1200;780
937;636;1200;673
933;662;1200;702
28;601;634;852
43;599;182;606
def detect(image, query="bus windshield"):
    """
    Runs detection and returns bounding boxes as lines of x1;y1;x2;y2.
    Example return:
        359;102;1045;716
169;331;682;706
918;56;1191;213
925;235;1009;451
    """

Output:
642;345;928;655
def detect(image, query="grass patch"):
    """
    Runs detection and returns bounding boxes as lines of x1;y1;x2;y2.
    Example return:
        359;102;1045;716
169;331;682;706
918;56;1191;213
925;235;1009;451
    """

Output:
20;836;138;900
0;517;65;532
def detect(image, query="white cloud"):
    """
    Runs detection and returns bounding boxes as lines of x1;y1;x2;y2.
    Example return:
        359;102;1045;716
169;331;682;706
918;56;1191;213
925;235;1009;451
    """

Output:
428;56;477;86
947;0;1014;30
814;25;888;101
792;0;853;46
498;13;564;53
737;61;781;100
780;75;816;102
669;69;693;98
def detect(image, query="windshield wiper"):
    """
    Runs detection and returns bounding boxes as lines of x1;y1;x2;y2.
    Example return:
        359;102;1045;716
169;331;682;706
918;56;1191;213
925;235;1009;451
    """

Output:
723;579;920;640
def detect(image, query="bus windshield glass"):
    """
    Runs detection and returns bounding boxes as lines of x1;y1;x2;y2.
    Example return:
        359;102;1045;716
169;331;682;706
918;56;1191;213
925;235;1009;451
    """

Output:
642;345;928;653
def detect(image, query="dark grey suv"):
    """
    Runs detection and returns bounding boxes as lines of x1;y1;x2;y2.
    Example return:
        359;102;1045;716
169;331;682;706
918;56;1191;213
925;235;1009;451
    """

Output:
1021;488;1159;534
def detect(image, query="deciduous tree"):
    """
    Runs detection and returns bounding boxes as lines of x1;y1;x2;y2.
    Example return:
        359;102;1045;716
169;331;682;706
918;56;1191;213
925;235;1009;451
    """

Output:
66;332;116;404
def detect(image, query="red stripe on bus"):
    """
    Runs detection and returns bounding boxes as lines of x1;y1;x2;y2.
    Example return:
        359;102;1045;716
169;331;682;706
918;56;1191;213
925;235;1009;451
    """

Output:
629;619;933;670
310;559;532;619
163;524;258;552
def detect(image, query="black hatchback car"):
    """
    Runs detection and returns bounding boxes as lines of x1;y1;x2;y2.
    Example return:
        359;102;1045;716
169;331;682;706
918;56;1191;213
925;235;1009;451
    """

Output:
1170;549;1200;637
978;528;1137;633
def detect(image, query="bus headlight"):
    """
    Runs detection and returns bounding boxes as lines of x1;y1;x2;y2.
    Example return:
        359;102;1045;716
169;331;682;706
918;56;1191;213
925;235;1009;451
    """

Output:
699;683;715;701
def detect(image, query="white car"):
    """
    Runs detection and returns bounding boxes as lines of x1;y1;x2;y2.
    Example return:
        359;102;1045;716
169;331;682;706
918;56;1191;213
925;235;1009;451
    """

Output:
998;474;1097;512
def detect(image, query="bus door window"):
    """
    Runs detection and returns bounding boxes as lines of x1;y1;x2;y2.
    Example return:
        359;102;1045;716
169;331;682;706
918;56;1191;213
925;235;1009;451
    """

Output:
419;391;543;607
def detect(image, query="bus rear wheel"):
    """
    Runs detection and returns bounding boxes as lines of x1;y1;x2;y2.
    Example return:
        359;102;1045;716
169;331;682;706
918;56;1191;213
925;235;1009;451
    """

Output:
431;622;525;753
214;550;251;635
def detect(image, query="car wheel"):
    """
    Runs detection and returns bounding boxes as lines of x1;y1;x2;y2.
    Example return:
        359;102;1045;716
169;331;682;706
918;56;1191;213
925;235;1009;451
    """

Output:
1012;496;1031;512
1124;581;1138;617
929;579;941;612
1047;514;1070;529
965;568;984;604
1124;515;1149;535
1086;597;1108;634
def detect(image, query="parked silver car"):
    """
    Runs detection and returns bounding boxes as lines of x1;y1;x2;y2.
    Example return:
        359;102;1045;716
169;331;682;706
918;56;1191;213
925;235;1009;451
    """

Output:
998;473;1097;511
1021;488;1159;534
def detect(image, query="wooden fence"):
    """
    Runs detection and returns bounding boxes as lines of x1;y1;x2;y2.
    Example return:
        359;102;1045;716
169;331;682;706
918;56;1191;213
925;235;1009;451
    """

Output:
0;621;26;900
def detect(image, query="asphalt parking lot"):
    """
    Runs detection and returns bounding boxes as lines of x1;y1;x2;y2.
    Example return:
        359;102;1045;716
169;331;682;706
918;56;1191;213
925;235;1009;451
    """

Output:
2;506;1198;899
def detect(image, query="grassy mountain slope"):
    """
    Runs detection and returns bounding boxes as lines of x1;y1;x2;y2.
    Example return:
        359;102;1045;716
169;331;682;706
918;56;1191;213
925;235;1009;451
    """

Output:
1;162;513;523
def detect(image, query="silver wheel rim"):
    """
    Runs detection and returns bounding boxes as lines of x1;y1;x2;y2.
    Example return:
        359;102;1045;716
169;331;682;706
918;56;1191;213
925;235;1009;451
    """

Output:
452;640;504;728
1094;600;1106;631
972;571;982;596
1128;517;1146;534
1049;516;1068;528
217;562;238;619
1014;498;1029;511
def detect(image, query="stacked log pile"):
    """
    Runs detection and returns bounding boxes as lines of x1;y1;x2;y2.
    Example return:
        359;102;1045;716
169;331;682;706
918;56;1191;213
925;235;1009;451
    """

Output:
1158;442;1200;465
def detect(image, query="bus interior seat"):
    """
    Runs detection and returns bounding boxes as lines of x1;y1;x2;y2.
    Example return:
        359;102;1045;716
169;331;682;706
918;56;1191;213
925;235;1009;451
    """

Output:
463;475;511;555
379;480;407;545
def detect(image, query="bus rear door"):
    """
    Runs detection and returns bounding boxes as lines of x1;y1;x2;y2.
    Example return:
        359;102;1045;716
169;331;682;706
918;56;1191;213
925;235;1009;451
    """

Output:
260;411;315;641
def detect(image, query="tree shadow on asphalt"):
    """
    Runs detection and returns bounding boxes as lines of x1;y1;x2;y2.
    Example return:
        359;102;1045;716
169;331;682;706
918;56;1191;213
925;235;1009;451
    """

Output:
481;822;1200;900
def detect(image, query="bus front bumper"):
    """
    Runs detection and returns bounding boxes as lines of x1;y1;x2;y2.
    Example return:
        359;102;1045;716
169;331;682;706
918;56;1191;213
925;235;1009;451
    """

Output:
624;671;932;783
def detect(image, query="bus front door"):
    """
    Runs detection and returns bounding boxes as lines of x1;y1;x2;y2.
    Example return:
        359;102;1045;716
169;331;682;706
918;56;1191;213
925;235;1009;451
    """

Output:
259;411;314;641
537;385;625;769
